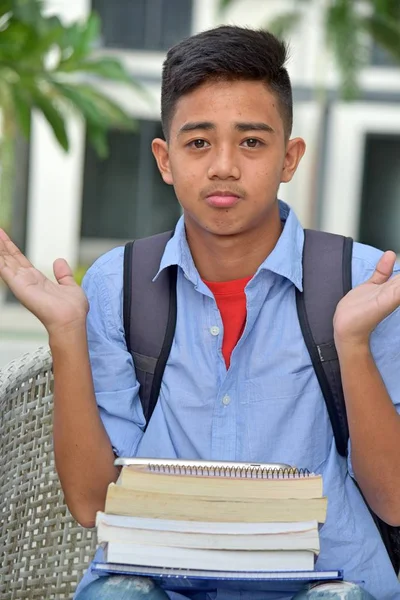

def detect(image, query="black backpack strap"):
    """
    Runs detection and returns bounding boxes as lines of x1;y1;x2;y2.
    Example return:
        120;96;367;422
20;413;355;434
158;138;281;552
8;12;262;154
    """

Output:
296;229;400;573
296;229;353;457
123;231;177;428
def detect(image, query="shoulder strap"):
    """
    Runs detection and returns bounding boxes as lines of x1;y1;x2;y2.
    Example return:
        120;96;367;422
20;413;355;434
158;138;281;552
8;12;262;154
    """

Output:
297;230;400;573
296;229;353;457
123;231;177;428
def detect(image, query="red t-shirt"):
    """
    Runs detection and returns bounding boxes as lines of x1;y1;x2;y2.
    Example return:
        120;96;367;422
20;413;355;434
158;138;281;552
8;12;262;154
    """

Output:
204;276;252;369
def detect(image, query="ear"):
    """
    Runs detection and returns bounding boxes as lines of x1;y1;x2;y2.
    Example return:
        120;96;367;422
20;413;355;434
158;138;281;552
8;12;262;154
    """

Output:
152;138;174;185
281;137;306;183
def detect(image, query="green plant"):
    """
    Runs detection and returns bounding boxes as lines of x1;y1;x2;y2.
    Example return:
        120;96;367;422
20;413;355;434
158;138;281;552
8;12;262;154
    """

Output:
0;0;142;230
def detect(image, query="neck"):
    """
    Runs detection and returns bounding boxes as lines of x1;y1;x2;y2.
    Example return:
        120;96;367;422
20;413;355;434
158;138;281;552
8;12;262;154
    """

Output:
184;205;283;282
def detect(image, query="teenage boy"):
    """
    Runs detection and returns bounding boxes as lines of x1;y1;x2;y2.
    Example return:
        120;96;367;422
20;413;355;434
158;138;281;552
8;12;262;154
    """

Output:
1;26;400;600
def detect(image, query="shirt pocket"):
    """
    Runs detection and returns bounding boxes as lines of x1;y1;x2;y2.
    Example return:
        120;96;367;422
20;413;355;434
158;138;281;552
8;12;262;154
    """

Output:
242;369;320;403
241;374;332;469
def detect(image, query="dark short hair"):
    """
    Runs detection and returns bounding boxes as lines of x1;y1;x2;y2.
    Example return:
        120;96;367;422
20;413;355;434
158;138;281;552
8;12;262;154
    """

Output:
161;25;293;141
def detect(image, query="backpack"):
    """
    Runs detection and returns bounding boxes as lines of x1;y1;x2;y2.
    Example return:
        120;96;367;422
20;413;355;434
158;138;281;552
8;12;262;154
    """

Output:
123;228;400;573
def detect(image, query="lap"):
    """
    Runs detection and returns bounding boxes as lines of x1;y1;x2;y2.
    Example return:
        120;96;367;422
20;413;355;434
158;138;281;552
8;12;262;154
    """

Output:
293;581;376;599
75;576;170;600
76;577;376;600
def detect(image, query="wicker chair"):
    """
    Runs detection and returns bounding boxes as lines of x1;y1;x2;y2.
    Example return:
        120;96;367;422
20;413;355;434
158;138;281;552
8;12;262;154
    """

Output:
0;346;97;600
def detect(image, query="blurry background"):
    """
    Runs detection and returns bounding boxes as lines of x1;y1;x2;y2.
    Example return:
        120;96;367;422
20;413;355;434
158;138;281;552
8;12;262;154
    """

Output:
0;0;399;365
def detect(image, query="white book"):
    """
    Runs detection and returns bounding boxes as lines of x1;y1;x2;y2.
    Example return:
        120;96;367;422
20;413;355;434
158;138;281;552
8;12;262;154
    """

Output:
105;542;315;572
96;513;320;552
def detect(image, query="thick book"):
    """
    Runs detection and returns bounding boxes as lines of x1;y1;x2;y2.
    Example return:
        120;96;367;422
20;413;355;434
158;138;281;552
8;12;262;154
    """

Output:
96;513;320;552
106;458;327;523
91;562;343;594
105;486;327;523
104;542;315;571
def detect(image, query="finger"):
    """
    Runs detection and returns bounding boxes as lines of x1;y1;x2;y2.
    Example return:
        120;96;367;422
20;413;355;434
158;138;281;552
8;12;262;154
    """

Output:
0;229;32;268
53;258;76;286
369;251;397;285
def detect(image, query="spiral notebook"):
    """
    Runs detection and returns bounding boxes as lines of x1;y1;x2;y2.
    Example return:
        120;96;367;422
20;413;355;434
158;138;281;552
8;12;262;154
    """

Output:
91;563;343;593
113;457;309;478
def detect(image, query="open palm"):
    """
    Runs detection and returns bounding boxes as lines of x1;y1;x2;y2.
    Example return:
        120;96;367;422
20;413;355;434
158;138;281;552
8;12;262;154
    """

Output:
0;229;88;336
334;251;400;346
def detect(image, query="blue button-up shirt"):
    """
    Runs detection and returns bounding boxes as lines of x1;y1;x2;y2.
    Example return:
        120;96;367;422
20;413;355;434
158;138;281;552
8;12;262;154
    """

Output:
75;202;400;600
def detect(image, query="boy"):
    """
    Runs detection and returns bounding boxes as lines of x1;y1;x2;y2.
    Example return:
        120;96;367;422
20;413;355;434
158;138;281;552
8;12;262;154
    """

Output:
1;26;400;600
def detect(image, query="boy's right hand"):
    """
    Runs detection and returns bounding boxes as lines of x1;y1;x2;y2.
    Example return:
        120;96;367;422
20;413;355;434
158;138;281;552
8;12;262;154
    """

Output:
0;229;89;337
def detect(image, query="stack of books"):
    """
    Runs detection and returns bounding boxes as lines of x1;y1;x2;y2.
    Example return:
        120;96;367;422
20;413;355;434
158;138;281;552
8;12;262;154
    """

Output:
93;459;341;592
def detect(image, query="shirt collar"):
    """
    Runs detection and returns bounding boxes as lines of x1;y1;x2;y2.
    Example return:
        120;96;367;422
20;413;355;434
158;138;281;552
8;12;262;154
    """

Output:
155;200;304;292
256;200;304;291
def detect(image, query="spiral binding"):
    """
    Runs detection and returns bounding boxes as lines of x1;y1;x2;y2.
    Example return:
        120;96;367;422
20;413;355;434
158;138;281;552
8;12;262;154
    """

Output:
146;463;310;478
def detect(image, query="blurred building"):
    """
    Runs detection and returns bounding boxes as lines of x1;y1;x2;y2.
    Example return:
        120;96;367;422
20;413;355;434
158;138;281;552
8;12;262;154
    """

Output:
15;0;400;277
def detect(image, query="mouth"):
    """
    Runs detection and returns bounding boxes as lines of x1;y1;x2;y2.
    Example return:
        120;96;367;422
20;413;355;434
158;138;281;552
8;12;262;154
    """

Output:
205;191;241;208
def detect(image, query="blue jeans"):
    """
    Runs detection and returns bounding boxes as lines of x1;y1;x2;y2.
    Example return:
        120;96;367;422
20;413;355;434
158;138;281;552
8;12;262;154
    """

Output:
75;576;169;599
293;581;376;599
75;577;376;600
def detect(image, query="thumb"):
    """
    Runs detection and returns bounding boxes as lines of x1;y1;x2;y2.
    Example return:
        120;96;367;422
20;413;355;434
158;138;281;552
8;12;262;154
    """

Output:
53;258;76;286
369;251;397;285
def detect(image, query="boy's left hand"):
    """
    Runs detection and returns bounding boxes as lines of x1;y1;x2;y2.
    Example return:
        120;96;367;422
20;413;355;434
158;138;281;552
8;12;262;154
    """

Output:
333;251;400;347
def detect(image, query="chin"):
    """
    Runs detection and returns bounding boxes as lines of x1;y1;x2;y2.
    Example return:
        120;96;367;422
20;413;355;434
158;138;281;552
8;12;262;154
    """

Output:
184;211;247;237
207;224;246;237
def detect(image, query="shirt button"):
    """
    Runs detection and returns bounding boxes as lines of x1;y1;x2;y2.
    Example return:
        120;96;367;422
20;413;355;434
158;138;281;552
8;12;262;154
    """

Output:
222;395;231;406
210;326;220;336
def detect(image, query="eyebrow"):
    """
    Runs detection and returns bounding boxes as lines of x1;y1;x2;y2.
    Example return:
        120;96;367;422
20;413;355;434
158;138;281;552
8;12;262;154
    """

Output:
177;121;275;136
235;122;275;134
178;122;215;136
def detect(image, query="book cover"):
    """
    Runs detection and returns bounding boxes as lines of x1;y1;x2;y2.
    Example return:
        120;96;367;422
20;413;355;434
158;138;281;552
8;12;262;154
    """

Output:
91;562;343;594
104;542;315;571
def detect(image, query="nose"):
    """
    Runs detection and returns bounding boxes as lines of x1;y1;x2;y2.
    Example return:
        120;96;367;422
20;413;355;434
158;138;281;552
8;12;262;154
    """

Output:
207;146;240;180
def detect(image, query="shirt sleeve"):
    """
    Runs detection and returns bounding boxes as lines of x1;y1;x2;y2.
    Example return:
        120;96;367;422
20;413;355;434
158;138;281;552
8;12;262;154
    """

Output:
81;247;145;458
347;243;400;477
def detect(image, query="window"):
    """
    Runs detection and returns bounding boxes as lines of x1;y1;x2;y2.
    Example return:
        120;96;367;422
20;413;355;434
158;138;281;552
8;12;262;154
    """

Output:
92;0;193;51
81;121;181;243
358;134;400;253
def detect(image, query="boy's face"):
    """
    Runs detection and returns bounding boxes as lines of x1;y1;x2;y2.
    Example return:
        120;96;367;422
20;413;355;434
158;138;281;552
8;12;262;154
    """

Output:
152;79;305;238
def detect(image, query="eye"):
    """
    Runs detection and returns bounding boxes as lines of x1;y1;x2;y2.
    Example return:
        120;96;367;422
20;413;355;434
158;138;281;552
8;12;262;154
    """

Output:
242;138;263;148
188;139;210;149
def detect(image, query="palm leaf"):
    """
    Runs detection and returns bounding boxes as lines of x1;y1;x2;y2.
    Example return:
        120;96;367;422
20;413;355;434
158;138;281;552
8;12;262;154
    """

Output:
266;11;303;40
51;81;134;130
58;12;101;67
60;57;138;87
11;0;44;28
21;16;64;61
0;0;143;164
368;0;400;21
29;86;69;150
50;81;110;127
77;86;134;128
72;12;101;61
0;0;13;12
0;20;31;60
325;0;367;99
362;12;400;63
86;122;109;158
